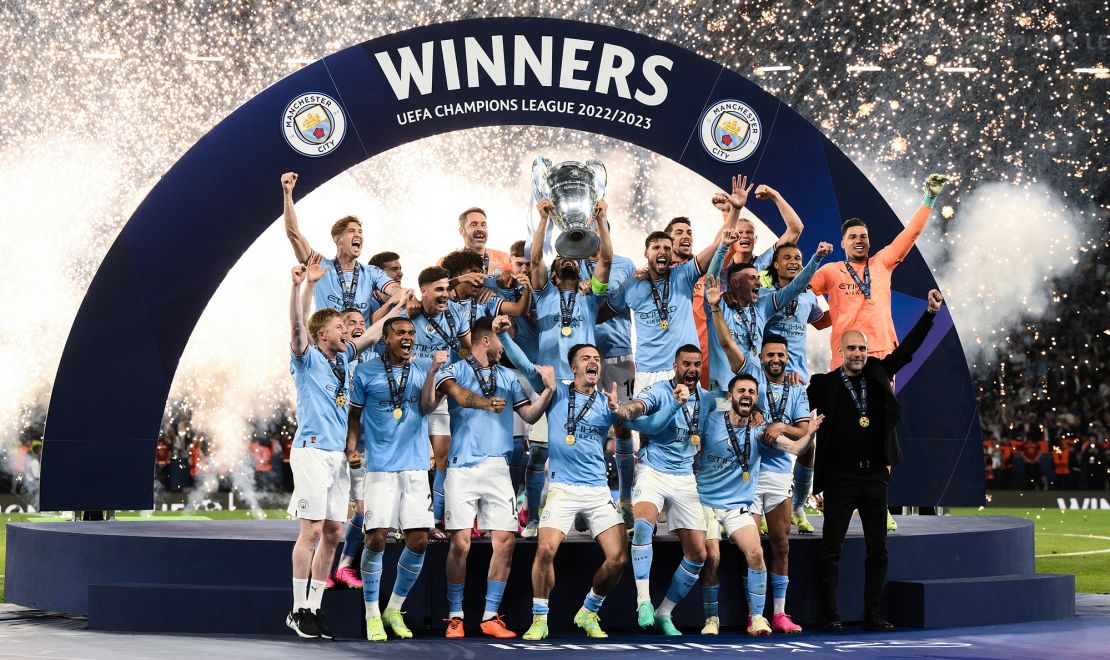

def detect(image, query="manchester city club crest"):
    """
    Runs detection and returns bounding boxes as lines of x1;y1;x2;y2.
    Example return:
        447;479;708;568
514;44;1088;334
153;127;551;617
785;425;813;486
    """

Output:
282;92;346;157
699;99;762;163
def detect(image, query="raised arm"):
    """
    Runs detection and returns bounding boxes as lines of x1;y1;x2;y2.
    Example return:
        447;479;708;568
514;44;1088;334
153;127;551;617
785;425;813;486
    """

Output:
705;230;734;282
345;404;363;468
705;275;749;374
590;200;614;285
603;381;649;422
772;242;832;310
623;397;683;435
493;315;544;392
290;264;309;355
755;185;804;246
282;172;313;263
762;411;823;455
497;286;532;317
696;175;753;273
885;174;949;264
881;289;942;376
530;200;553;290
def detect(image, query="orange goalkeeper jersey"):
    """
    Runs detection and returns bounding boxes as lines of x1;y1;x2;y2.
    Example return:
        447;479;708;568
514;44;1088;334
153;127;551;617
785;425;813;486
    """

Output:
810;204;933;369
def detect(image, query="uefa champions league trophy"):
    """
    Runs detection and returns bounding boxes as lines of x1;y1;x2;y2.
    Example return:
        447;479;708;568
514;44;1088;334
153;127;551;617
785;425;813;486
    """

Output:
531;156;607;259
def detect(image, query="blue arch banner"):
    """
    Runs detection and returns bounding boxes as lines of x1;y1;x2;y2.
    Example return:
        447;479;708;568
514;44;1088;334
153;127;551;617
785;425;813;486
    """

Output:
41;18;982;510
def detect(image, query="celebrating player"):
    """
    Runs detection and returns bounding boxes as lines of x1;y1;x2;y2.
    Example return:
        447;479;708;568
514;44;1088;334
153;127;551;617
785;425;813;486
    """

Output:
346;319;500;642
459;206;513;277
434;317;555;638
285;256;398;640
696;375;823;636
406;266;473;532
441;249;531;324
605;345;712;636
281;172;399;321
707;278;813;632
497;318;647;641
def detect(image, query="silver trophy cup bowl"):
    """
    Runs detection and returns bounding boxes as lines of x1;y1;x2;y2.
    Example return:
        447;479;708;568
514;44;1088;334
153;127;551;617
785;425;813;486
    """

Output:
532;156;607;259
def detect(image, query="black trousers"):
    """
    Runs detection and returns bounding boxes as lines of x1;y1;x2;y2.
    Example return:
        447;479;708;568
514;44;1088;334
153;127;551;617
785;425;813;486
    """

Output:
819;467;889;621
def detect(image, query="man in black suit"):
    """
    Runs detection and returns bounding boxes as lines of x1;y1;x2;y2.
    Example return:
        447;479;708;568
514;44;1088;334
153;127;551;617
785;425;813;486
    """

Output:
807;289;944;632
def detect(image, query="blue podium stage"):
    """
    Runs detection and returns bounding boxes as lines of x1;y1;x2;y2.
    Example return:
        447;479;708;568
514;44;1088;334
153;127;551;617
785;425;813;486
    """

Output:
4;515;1072;637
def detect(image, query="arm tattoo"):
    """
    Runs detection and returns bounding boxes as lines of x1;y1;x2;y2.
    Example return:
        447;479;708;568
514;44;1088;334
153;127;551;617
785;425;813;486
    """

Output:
465;392;477;407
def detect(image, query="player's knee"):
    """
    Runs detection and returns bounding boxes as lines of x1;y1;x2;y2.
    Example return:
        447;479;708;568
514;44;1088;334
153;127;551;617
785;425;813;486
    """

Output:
535;540;558;562
491;532;516;555
365;529;387;552
407;534;429;554
746;545;765;567
449;532;471;556
685;544;707;565
771;536;789;557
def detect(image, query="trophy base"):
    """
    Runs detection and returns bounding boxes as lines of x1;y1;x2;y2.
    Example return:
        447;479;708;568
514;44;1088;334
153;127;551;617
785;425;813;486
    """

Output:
555;229;601;260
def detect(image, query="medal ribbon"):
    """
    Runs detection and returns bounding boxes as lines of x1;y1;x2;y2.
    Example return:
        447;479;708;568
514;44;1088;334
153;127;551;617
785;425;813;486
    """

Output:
565;387;599;436
838;368;869;417
722;412;751;473
845;260;872;302
680;388;701;437
649;270;671;328
334;259;361;310
736;304;757;353
427;308;462;354
558;287;577;331
381;355;411;411
767;382;791;423
317;346;347;398
465;355;497;398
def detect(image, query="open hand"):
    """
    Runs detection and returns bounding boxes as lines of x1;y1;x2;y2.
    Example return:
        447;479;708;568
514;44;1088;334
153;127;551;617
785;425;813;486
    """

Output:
704;274;722;306
306;253;329;283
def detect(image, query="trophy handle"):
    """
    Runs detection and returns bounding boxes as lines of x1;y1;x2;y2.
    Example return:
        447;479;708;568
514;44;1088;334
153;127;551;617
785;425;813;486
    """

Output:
585;157;607;200
531;156;553;201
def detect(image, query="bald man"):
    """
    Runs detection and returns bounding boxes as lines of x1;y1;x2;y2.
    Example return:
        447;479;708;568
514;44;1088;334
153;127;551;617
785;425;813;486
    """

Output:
805;290;943;633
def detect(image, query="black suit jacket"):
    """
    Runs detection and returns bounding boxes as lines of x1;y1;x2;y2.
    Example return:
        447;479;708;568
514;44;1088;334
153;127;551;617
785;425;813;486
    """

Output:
807;310;936;494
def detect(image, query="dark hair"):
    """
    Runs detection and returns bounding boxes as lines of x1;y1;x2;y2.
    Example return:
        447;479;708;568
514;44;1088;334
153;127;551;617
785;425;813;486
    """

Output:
728;373;759;392
726;261;756;280
341;307;363;317
418;266;451;287
369;251;400;268
675;343;702;359
567;343;600;365
471;316;495;339
761;333;788;350
771;242;801;267
664;217;691;234
841;218;868;236
383;317;414;337
510;240;527;258
644;231;673;249
441;249;484;279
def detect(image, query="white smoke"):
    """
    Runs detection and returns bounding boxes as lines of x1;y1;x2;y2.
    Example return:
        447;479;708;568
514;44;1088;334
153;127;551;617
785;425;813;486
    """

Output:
918;181;1087;366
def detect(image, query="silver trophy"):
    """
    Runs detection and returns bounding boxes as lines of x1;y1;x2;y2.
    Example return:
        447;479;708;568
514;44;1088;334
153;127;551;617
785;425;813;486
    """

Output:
531;156;607;259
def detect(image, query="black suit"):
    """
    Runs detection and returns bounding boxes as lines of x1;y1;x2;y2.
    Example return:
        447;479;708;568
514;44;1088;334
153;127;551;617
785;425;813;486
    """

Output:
806;309;936;622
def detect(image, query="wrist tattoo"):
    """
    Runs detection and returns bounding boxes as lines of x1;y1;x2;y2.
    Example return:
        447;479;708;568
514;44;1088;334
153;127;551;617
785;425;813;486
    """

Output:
465;392;476;407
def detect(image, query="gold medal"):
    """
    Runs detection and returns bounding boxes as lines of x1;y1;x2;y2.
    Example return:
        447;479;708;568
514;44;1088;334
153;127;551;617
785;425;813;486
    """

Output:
742;471;751;483
859;415;870;428
691;434;701;446
393;407;403;419
660;320;669;331
561;326;572;337
867;299;875;306
335;395;347;407
458;348;469;359
565;434;576;446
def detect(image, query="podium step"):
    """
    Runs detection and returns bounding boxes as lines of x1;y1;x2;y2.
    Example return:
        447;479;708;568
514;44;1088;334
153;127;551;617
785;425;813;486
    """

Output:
886;573;1075;628
88;583;367;638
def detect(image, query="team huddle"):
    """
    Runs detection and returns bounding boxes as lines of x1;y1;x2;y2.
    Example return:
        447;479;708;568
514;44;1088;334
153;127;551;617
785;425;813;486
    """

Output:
280;169;950;642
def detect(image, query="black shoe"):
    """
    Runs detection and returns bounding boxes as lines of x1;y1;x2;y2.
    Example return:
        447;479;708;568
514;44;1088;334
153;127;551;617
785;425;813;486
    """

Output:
313;611;335;640
862;616;895;632
823;620;845;633
287;608;321;638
